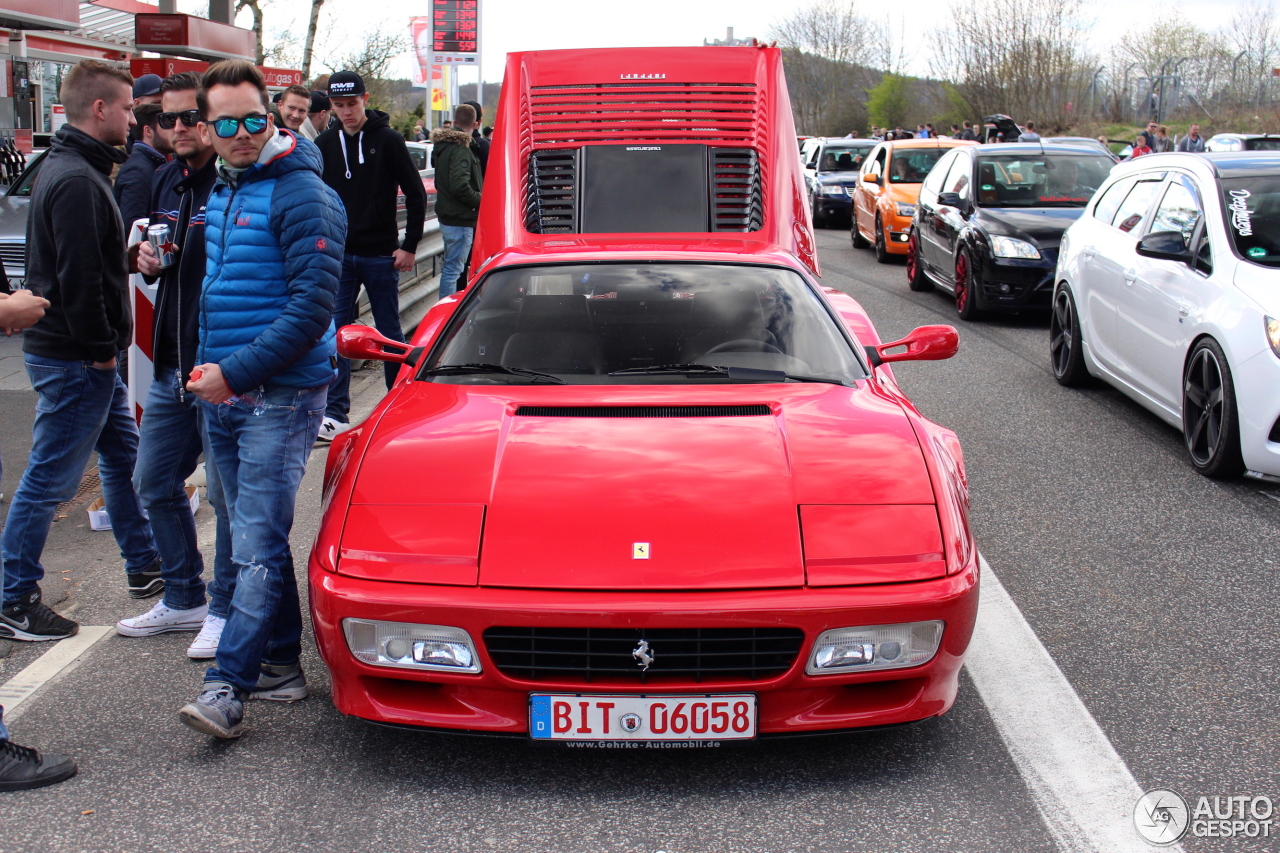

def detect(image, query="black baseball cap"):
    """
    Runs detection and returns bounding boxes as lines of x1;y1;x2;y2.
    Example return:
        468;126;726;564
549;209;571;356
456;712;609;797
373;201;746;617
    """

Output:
132;73;162;99
327;71;366;98
309;90;331;113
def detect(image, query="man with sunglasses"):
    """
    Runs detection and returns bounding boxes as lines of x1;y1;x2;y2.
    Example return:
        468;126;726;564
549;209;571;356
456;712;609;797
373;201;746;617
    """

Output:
116;71;234;659
114;103;172;231
176;60;345;739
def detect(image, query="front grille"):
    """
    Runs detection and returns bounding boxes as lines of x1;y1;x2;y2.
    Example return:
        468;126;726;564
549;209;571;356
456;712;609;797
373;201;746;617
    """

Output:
0;241;26;269
514;405;771;418
484;627;805;683
527;82;761;147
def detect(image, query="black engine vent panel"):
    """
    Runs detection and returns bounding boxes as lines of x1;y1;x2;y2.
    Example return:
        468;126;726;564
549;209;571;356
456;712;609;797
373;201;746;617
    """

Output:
525;148;580;234
709;148;764;232
515;405;771;418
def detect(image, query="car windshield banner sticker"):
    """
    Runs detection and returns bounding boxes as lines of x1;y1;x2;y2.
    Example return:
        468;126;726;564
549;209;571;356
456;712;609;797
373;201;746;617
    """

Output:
1228;189;1253;236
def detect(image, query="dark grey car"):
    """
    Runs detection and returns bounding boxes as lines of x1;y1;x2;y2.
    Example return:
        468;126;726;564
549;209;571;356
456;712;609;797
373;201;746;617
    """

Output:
0;148;46;285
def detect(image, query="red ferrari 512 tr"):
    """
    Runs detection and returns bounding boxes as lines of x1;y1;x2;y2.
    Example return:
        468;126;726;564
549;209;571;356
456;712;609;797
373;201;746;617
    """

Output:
308;45;978;744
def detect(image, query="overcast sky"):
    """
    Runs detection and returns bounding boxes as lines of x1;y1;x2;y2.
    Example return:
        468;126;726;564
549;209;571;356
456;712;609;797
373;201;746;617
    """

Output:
173;0;1257;85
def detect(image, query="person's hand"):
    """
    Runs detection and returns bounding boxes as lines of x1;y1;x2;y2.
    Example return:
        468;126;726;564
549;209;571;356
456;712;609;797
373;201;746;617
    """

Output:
392;248;415;272
186;362;233;403
135;239;163;276
91;357;117;369
0;290;50;335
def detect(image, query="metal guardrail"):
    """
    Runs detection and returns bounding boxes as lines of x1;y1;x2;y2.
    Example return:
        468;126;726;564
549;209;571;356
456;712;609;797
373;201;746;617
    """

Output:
348;221;446;367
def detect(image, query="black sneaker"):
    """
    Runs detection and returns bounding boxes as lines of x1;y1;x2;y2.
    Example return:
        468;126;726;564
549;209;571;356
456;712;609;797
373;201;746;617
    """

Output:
127;559;164;599
0;739;77;791
0;589;79;642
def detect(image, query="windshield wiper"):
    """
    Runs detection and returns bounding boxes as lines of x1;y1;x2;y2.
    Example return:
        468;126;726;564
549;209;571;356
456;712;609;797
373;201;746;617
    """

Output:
610;363;846;385
423;363;566;384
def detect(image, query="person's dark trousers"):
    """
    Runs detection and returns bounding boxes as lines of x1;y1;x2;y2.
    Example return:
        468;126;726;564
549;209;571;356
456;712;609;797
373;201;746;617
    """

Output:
199;385;325;694
134;369;234;615
2;356;158;606
324;253;405;423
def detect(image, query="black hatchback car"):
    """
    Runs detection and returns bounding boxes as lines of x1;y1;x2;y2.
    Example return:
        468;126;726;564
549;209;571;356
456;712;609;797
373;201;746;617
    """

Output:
905;142;1116;319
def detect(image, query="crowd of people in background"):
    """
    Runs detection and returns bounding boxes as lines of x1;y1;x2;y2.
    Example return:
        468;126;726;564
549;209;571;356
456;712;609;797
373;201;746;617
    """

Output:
0;56;492;790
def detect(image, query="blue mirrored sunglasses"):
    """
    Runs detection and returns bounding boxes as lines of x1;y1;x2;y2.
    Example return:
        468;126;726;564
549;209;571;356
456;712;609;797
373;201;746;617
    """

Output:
211;114;269;138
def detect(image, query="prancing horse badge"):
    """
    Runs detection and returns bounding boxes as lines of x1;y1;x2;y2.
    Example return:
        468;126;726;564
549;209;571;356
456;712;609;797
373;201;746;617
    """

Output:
632;542;650;559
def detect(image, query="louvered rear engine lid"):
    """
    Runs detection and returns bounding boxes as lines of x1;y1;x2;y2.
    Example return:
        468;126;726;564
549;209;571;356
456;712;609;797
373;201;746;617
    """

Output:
524;144;764;235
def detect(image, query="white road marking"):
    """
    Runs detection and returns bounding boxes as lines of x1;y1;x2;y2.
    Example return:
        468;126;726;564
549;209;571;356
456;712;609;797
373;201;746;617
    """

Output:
966;558;1182;853
0;626;112;719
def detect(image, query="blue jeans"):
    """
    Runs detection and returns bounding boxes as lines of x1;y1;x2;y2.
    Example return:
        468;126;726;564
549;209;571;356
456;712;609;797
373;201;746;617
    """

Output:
325;253;404;421
0;705;7;741
200;384;325;693
2;355;158;606
134;369;234;614
439;224;474;299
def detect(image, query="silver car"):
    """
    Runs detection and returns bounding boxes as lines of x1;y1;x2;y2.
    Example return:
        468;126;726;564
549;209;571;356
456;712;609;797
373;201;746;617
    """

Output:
0;148;45;286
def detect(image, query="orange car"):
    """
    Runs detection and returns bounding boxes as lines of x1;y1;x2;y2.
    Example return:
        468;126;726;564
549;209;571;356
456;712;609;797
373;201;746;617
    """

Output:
852;138;975;262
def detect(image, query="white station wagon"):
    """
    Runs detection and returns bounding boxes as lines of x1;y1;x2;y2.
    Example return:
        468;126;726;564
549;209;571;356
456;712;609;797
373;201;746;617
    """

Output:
1050;152;1280;482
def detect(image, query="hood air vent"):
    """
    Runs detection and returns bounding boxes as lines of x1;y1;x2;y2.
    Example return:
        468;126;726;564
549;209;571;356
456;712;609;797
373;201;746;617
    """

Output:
525;148;580;234
515;405;771;418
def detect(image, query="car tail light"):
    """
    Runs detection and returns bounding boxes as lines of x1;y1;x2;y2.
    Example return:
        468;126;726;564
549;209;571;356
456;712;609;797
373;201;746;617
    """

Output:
806;621;944;674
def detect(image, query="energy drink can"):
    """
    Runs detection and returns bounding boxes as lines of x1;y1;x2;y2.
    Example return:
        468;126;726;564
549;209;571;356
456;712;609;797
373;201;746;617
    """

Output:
146;223;175;269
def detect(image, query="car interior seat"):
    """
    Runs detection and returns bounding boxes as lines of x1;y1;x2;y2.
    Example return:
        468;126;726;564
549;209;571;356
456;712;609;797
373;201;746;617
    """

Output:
681;289;778;360
501;295;606;374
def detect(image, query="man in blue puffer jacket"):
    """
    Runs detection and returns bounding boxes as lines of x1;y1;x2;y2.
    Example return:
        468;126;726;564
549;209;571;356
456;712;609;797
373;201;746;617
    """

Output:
178;60;345;739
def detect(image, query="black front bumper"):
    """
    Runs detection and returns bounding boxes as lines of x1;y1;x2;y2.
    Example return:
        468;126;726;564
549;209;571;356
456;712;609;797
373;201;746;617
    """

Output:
975;250;1057;311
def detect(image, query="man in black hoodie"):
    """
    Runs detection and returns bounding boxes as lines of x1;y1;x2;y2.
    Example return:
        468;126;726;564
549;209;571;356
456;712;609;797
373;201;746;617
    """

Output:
314;71;427;441
113;103;171;227
1;60;160;643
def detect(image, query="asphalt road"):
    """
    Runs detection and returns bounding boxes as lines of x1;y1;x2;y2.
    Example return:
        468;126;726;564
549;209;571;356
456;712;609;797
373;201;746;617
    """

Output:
0;232;1276;853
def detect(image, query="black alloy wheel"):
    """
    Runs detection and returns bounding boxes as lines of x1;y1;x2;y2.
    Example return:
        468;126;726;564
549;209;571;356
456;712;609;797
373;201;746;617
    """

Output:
906;230;932;292
851;214;869;248
1049;286;1090;386
1182;339;1245;479
953;249;983;321
874;216;892;263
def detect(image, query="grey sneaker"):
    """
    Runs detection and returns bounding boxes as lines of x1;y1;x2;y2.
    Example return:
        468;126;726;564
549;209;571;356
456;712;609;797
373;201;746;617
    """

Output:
249;663;308;703
178;682;244;739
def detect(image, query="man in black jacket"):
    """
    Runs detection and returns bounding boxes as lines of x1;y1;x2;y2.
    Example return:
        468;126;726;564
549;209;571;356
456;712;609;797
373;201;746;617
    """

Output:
115;71;233;659
314;71;427;441
114;103;171;228
1;59;160;643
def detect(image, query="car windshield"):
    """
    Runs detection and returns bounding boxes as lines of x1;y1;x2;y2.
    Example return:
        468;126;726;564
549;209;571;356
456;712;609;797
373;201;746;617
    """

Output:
1221;175;1280;268
888;148;948;183
424;263;868;385
817;145;873;173
1245;139;1280;151
973;154;1114;207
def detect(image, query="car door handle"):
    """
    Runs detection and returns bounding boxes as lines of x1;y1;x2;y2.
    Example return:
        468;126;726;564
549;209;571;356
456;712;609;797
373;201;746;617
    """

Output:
1178;305;1190;317
1123;269;1137;285
1081;247;1095;260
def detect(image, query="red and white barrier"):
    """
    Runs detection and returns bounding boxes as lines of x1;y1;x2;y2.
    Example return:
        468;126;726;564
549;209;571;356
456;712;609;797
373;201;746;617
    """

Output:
126;219;158;424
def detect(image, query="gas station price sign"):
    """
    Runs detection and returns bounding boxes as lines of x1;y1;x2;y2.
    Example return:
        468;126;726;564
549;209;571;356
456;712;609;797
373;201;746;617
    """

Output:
431;0;479;57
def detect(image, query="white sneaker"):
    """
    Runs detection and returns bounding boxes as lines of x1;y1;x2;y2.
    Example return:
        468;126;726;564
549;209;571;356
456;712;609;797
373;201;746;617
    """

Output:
186;614;226;659
317;417;353;443
116;601;209;637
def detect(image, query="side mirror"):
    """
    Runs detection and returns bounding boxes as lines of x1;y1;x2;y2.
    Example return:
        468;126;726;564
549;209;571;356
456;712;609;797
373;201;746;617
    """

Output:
862;173;881;185
336;324;425;365
937;192;964;209
866;325;959;366
1135;230;1193;264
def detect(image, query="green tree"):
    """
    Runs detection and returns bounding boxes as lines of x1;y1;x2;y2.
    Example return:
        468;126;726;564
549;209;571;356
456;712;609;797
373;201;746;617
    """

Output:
866;72;912;130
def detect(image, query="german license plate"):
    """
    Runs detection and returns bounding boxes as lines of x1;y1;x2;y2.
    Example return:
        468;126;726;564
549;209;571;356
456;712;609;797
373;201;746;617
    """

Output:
529;693;756;742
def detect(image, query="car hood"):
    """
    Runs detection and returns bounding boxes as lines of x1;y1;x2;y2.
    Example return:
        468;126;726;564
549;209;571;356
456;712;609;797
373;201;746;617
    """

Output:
816;172;860;185
346;383;936;590
1233;259;1280;315
974;207;1085;250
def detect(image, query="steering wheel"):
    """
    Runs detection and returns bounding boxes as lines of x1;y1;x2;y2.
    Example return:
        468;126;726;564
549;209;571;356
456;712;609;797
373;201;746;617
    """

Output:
704;339;784;355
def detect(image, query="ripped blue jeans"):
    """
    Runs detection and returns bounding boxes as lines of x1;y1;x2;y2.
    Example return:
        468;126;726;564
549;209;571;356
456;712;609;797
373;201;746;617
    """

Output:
199;384;326;694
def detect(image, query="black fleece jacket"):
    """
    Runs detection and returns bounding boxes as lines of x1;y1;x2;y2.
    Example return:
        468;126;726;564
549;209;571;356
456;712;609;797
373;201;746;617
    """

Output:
24;125;130;363
315;109;427;256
